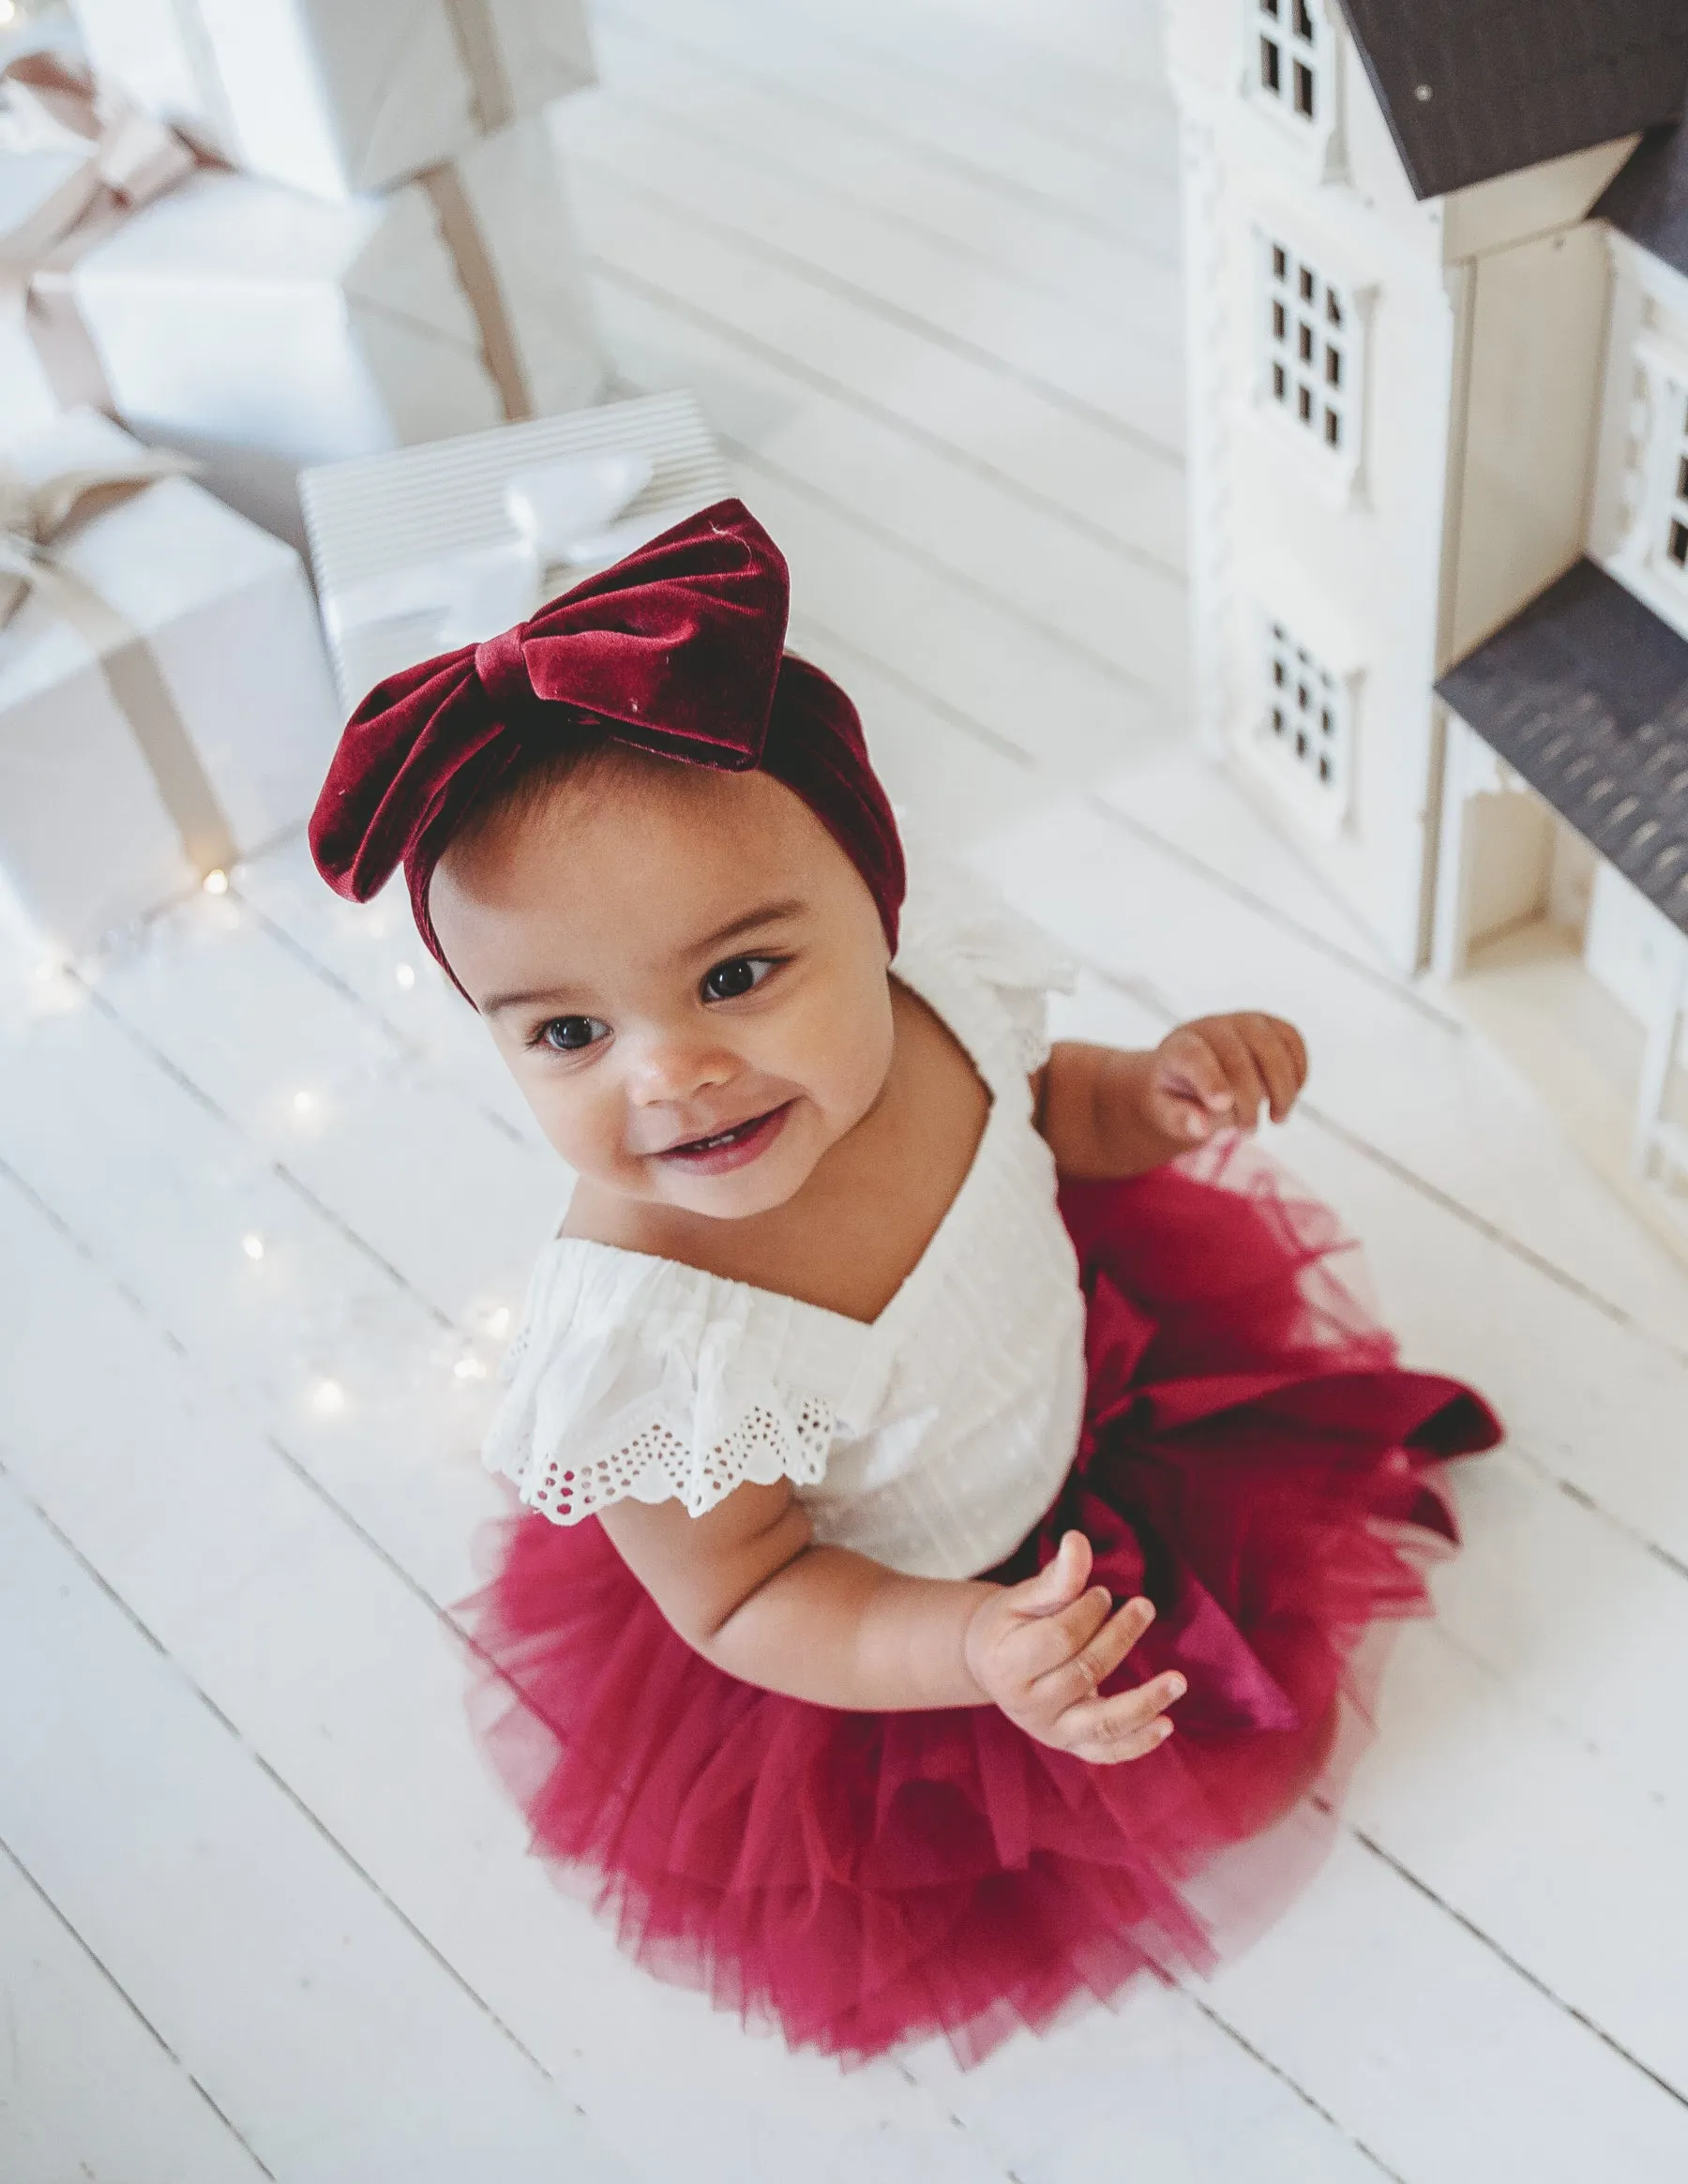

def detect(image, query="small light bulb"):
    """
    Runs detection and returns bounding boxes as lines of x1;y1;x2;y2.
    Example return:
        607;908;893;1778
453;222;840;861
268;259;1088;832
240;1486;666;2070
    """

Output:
292;1090;315;1117
487;1305;511;1338
242;1233;264;1261
203;868;230;896
453;1355;489;1382
310;1378;346;1416
395;963;416;990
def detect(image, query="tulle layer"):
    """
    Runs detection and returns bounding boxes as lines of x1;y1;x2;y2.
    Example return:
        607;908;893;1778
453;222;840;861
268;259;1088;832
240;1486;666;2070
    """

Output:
458;1139;1500;2066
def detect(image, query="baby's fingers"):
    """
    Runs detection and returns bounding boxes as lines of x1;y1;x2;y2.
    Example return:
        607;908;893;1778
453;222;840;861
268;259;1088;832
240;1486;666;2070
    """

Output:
1247;1015;1308;1122
1060;1670;1186;1765
1201;1019;1272;1130
1034;1594;1156;1709
1010;1583;1120;1681
1068;1714;1177;1766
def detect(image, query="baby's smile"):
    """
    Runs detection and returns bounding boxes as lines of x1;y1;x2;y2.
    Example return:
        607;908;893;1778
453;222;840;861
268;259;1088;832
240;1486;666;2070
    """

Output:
646;1100;795;1175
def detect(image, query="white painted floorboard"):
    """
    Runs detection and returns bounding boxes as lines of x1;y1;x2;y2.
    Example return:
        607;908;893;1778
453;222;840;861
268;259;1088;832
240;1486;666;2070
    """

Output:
5;0;1688;2176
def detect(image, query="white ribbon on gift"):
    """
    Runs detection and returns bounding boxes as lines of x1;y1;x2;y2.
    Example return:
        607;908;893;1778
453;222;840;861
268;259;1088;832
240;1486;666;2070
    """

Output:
324;449;661;654
0;53;205;414
0;448;239;877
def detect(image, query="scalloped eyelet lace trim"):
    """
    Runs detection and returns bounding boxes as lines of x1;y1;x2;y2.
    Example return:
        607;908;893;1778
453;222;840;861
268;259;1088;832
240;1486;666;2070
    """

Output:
505;1394;837;1525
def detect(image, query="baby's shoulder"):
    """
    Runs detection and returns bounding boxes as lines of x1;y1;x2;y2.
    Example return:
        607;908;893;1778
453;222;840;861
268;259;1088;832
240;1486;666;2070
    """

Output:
893;851;1077;1081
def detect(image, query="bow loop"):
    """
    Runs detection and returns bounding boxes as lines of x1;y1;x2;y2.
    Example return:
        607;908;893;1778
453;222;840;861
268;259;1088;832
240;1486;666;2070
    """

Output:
0;55;199;207
0;448;195;628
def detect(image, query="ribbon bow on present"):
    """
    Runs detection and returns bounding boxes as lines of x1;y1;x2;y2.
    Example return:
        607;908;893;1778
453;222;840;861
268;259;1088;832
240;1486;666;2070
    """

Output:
0;50;535;433
0;54;207;414
324;449;662;674
0;448;236;878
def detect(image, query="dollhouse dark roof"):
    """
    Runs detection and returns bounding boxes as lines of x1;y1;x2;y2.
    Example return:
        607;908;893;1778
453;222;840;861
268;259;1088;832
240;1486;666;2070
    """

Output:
1334;0;1688;200
1437;560;1688;939
1594;121;1688;275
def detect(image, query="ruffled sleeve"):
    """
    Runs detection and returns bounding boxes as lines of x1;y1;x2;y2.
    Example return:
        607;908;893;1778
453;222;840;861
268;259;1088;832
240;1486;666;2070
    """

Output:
893;846;1078;1080
483;1243;858;1527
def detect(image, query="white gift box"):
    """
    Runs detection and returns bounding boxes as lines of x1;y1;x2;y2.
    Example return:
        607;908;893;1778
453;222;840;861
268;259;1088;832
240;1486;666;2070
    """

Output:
299;390;730;707
2;91;605;547
0;409;340;956
67;0;595;202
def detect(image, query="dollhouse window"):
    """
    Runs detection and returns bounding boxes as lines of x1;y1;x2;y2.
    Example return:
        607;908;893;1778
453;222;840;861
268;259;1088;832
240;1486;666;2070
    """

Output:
1254;0;1324;126
1260;619;1349;809
1264;239;1351;457
1662;392;1688;577
1604;334;1688;640
1243;0;1344;179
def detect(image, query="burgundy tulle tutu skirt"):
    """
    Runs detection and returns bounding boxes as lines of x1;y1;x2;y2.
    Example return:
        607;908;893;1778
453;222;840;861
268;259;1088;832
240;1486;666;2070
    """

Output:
458;1142;1500;2066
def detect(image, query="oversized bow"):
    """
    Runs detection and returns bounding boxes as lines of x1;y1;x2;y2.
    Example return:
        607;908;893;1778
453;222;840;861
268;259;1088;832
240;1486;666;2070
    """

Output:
0;445;236;875
309;497;906;980
0;54;205;413
310;497;789;903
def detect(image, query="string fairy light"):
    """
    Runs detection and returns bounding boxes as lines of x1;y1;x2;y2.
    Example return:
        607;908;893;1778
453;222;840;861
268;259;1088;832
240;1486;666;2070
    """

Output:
487;1304;512;1338
309;1378;346;1417
292;1089;316;1117
242;1233;264;1261
394;963;416;989
453;1355;489;1382
202;868;230;896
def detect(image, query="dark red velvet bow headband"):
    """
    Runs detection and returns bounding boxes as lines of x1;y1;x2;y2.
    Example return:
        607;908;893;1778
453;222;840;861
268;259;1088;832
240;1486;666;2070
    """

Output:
309;499;905;986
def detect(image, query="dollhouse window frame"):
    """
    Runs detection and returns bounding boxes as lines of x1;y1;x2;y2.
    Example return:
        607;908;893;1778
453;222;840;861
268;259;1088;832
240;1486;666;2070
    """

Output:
1613;333;1688;639
1250;223;1373;504
1239;0;1347;183
1243;605;1358;837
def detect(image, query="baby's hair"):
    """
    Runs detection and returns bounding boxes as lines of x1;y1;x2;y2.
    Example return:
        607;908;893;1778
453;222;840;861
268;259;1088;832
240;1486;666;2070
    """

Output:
445;730;684;868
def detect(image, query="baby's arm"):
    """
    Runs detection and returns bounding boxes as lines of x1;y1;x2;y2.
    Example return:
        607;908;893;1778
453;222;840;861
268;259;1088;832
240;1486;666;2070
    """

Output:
1034;1012;1307;1179
597;1484;1183;1764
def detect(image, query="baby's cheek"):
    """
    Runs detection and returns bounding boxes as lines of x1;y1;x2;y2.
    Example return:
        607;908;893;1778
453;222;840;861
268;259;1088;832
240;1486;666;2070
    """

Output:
528;1075;626;1180
812;1007;897;1133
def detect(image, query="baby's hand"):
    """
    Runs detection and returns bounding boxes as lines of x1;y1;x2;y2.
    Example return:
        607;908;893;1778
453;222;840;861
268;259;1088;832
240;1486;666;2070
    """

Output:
963;1531;1183;1765
1147;1012;1308;1142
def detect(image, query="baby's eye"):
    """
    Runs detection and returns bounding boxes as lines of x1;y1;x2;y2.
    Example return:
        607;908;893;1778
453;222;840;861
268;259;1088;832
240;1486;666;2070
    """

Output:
535;1015;610;1054
701;955;779;1003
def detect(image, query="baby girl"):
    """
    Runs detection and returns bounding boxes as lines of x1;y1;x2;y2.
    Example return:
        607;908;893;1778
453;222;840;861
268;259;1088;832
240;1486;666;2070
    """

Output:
311;502;1499;2065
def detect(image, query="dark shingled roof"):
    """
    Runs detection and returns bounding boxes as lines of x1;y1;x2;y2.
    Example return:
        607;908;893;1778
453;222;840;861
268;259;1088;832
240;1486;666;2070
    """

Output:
1437;560;1688;939
1594;121;1688;275
1334;0;1688;201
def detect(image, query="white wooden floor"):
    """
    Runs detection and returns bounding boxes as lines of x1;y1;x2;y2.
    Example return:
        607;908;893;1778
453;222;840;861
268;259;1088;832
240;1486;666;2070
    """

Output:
7;1;1688;2176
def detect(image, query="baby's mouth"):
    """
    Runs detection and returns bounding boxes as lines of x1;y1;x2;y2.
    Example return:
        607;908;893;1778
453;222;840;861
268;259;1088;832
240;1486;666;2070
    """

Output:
651;1102;794;1172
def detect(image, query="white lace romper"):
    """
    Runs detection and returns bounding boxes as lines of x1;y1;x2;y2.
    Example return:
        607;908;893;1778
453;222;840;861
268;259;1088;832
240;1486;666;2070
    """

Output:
483;861;1089;1582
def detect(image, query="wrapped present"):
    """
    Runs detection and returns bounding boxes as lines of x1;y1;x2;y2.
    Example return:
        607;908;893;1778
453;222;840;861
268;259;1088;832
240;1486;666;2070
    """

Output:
0;408;340;956
0;56;605;545
299;389;730;706
68;0;595;202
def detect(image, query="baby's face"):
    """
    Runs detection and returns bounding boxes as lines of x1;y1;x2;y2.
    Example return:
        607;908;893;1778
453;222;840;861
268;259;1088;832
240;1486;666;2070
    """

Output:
428;754;897;1220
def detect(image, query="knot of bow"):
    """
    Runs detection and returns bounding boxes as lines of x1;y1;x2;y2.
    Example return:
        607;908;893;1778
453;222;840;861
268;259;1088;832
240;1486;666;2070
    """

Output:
0;448;195;630
0;53;201;225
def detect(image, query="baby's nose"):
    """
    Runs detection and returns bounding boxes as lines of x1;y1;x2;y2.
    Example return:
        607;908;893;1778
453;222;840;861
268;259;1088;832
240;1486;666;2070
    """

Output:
625;1032;736;1103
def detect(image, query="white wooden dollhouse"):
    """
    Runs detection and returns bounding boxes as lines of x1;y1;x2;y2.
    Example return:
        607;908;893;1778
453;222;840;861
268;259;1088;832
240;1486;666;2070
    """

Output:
1164;0;1688;1257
